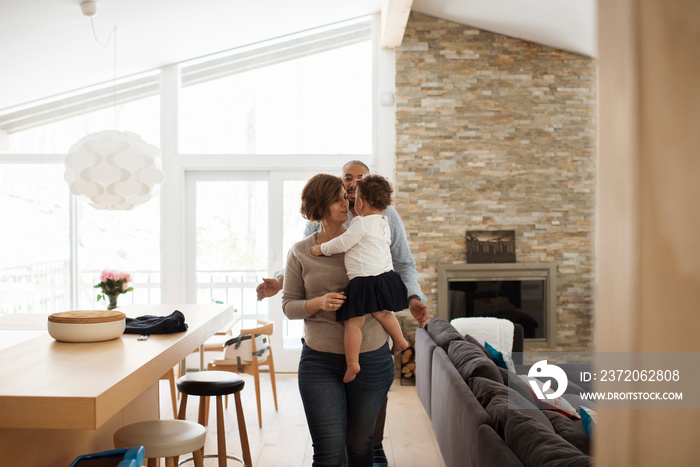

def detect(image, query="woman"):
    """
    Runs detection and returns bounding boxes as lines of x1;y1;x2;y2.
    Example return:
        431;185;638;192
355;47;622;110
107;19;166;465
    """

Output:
282;174;395;467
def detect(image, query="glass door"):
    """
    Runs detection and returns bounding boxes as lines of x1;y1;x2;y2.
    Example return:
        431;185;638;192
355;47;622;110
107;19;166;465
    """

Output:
186;171;269;323
185;169;316;372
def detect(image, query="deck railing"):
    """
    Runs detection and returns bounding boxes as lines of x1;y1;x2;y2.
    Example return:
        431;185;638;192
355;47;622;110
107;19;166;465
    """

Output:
0;263;267;321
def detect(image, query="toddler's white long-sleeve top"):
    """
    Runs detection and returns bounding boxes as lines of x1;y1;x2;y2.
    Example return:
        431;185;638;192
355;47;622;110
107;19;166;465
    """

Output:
320;214;393;280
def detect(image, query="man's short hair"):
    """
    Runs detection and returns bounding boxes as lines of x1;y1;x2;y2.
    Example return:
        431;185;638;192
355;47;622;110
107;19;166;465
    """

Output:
342;160;370;173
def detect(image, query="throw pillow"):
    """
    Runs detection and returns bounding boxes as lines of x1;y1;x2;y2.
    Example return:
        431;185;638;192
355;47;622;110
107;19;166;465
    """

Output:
542;410;591;455
579;406;597;438
464;333;492;359
504;410;592;467
426;317;466;352
485;341;508;369
448;340;504;385
504;369;539;406
469;376;553;438
519;374;580;419
484;341;516;372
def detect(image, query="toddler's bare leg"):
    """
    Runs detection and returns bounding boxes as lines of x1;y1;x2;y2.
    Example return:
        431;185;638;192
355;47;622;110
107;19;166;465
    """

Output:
344;316;365;383
372;311;410;356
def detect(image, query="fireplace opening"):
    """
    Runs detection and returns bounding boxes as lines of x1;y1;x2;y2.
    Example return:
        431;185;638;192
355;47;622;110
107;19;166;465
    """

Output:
448;280;544;338
438;263;556;345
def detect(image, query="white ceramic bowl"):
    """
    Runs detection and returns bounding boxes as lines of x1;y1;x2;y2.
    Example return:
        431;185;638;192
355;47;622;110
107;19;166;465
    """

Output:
48;317;126;343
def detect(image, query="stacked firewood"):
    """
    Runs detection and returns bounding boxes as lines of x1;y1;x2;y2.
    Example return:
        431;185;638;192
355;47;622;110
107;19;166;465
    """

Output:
401;344;416;378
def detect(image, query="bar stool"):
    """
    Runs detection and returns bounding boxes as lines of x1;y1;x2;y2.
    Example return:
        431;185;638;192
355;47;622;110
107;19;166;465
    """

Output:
177;370;252;467
113;419;206;467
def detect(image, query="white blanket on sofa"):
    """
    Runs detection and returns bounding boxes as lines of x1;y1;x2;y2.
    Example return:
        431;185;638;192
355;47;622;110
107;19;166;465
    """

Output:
450;317;514;369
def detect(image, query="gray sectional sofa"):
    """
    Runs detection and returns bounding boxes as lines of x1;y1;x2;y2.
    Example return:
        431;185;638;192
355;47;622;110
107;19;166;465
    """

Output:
415;317;592;467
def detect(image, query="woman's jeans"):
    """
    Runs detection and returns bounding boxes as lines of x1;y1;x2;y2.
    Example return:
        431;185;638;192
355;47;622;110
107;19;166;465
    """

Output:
298;342;395;467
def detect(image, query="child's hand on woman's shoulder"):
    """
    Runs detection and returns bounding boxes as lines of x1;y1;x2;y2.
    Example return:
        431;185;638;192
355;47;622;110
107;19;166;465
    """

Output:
311;245;323;256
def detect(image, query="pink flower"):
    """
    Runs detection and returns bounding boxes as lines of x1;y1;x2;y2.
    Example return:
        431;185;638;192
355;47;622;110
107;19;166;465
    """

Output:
95;269;133;302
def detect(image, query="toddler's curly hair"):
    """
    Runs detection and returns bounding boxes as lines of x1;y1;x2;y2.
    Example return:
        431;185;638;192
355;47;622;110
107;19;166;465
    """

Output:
356;175;393;212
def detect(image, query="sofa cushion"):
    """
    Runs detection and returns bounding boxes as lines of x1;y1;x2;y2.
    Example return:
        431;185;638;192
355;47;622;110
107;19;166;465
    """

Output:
426;317;466;353
464;333;492;359
504;410;592;467
476;424;525;467
542;410;591;455
448;340;504;385
431;347;492;467
469;376;553;438
518;375;580;419
500;368;540;407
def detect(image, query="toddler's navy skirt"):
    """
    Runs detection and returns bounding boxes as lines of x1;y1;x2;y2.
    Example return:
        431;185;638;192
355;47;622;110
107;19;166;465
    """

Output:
336;270;409;321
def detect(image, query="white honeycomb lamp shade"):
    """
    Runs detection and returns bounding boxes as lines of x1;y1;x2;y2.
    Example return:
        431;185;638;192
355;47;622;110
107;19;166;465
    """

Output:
65;130;165;210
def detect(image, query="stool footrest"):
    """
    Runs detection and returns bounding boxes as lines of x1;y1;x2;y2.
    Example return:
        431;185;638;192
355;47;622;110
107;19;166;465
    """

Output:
179;453;246;466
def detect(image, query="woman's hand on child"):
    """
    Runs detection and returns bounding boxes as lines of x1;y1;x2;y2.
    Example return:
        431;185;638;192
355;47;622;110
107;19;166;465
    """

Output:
311;245;323;256
315;292;345;313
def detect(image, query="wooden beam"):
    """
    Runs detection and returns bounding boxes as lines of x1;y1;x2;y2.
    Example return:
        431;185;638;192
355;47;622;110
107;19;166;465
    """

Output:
596;0;700;465
381;0;413;49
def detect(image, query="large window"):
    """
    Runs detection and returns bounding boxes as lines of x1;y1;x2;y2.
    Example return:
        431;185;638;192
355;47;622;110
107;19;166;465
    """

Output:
0;16;376;354
0;88;161;313
76;195;161;309
179;20;372;155
1;77;160;154
0;163;70;313
195;178;268;317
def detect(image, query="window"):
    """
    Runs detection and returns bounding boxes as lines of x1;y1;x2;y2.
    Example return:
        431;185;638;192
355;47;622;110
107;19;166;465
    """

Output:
194;178;268;315
0;16;379;351
1;72;160;154
179;19;372;155
76;196;161;308
0;86;161;313
0;163;70;313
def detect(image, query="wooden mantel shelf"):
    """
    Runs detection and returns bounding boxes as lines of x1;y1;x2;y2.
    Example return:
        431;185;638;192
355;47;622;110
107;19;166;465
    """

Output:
0;304;234;430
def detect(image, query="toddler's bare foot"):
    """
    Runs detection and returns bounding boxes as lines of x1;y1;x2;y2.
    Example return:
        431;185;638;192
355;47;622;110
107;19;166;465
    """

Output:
391;339;410;356
344;362;361;383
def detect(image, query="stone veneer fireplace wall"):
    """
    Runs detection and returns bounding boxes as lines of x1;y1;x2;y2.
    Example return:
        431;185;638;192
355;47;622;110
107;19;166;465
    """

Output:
392;13;596;351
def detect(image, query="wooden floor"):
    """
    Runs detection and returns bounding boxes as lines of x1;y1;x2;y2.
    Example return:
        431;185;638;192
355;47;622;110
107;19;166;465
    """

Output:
160;373;446;467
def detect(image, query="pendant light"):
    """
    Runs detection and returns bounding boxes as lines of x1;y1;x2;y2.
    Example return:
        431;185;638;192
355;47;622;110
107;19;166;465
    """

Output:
64;1;165;211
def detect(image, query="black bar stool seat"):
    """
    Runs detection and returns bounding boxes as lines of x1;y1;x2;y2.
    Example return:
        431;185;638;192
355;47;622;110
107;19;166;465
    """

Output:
177;371;252;467
178;370;246;396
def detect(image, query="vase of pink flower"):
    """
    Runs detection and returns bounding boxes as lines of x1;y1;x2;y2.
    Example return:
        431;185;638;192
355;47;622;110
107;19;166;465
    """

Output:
94;269;133;310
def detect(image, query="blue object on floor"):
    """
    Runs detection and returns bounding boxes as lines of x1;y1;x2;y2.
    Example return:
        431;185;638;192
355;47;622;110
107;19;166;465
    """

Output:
69;446;145;467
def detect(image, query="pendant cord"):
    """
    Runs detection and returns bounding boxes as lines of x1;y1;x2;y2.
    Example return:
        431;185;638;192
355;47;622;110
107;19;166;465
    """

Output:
90;16;114;47
88;16;118;129
113;25;118;129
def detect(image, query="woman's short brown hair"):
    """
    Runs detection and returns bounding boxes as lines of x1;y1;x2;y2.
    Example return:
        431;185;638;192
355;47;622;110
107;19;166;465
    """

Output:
356;174;393;212
300;174;345;222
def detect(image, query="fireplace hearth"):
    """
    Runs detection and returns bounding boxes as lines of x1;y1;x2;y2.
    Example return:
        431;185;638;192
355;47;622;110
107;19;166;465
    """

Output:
437;262;557;346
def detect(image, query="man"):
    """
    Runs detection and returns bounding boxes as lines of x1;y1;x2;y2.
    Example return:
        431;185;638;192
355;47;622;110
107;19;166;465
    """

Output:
257;160;428;466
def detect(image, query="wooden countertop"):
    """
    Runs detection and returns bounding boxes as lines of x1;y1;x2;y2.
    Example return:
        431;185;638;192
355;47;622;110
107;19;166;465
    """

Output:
0;304;236;430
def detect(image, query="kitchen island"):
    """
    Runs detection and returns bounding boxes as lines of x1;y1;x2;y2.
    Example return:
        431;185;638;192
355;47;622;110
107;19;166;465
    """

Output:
0;304;235;466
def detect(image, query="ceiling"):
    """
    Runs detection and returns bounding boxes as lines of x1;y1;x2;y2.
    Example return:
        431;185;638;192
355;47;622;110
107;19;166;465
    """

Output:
0;0;596;112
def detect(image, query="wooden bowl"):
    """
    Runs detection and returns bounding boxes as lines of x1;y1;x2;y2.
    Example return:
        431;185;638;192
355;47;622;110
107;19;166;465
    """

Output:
48;310;126;343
